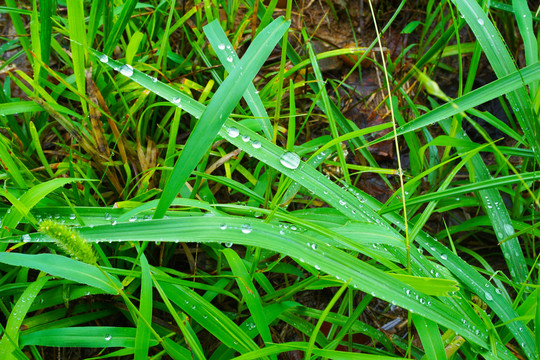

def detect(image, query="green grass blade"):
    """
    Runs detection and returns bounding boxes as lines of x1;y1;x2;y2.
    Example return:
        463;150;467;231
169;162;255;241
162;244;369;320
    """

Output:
0;253;121;294
382;171;540;212
379;61;540;140
153;276;207;359
413;314;446;360
38;0;53;84
0;138;27;190
0;178;87;240
0;276;48;360
513;0;538;97
159;280;261;354
66;0;87;113
203;20;273;139
222;249;274;358
102;0;139;55
134;254;152;360
452;0;540;163
4;0;32;66
19;327;156;348
154;17;289;218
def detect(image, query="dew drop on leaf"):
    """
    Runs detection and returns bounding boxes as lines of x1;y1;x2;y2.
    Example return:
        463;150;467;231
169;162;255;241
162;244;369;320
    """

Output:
227;127;239;138
120;64;134;76
241;224;252;234
280;152;300;169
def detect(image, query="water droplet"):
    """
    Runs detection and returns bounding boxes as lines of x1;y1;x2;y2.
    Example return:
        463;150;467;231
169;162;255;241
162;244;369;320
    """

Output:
477;18;484;25
22;234;31;242
314;265;320;270
226;56;233;62
241;224;252;234
252;140;261;149
440;254;448;260
280;152;301;169
111;220;117;226
105;334;112;341
242;135;250;142
311;243;317;250
172;97;181;104
120;64;134;76
98;54;108;63
338;199;346;206
220;224;227;230
69;214;76;220
484;291;493;301
218;44;225;50
105;213;112;220
129;216;137;222
225;242;233;248
227;127;239;138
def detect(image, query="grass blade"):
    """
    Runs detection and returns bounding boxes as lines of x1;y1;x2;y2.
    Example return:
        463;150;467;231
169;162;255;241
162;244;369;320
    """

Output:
134;254;152;360
19;327;156;348
379;61;540;139
154;17;289;218
0;276;48;360
222;249;274;357
204;20;273;139
0;253;121;294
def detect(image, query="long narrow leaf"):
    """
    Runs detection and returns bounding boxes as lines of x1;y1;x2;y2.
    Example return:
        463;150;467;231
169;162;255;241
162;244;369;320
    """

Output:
154;17;289;218
0;253;121;294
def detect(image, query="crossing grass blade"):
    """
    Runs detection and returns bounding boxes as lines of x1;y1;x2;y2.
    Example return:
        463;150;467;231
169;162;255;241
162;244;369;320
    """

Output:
203;20;273;140
451;0;539;164
66;0;88;113
0;276;49;360
0;253;121;294
382;171;540;213
102;0;139;56
158;280;262;355
153;16;289;218
376;61;540;140
412;314;446;360
222;249;275;358
134;254;152;360
0;178;87;241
